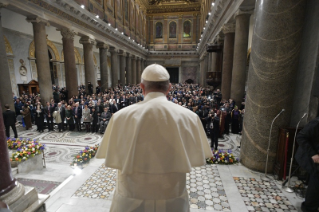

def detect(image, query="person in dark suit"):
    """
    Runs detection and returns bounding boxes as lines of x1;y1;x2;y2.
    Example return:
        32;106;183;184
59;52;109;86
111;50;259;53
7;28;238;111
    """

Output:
110;100;119;114
120;95;128;109
44;102;55;131
73;102;82;131
295;116;319;212
3;104;18;138
208;110;220;151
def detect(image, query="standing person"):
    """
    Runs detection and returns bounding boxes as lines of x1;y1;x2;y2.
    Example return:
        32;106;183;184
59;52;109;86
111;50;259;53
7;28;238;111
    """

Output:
209;110;220;151
53;89;60;104
14;98;23;116
231;106;241;134
82;104;91;133
295;116;319;212
21;103;32;130
90;107;99;133
65;105;75;131
88;81;93;95
54;103;65;132
110;100;119;114
34;102;44;132
3;104;18;138
73;102;82;131
96;64;212;212
44;102;54;131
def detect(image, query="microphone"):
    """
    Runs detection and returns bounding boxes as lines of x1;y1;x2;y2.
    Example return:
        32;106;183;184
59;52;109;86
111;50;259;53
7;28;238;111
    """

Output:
285;112;307;192
261;109;285;181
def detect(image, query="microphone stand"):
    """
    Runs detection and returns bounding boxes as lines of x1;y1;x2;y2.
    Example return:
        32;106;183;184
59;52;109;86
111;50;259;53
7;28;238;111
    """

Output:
261;109;285;181
285;113;307;192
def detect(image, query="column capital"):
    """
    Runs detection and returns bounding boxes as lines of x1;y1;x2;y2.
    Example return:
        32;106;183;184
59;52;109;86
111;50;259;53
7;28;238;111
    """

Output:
222;23;235;34
26;15;50;26
79;36;95;45
235;8;254;17
131;55;136;59
96;42;109;49
58;28;76;40
109;46;118;53
126;52;131;57
118;50;125;56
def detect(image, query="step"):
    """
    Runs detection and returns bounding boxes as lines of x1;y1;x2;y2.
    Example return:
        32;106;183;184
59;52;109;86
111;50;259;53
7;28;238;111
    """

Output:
24;194;50;212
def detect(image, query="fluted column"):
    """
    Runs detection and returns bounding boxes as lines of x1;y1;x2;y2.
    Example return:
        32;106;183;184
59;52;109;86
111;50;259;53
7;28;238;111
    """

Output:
0;10;14;110
230;9;253;105
97;42;109;91
126;53;132;85
221;23;235;100
119;50;126;86
241;0;306;172
59;29;78;97
131;55;137;85
80;36;96;93
109;47;119;88
27;16;53;104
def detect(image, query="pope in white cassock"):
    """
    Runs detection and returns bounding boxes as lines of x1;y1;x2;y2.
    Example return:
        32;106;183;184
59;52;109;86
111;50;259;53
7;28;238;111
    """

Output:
96;64;212;212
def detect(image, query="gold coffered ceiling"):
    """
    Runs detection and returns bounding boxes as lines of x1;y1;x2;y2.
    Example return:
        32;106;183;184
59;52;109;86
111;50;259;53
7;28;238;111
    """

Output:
136;0;201;14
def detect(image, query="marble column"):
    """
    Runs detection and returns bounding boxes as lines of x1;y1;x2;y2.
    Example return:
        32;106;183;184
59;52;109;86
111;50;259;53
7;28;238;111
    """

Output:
131;56;137;85
230;10;253;106
207;52;212;72
60;29;78;97
97;42;109;91
119;50;126;86
136;57;141;84
80;36;96;93
109;47;118;88
199;55;206;86
126;53;132;85
241;0;306;172
0;10;14;110
27;16;53;104
221;23;235;100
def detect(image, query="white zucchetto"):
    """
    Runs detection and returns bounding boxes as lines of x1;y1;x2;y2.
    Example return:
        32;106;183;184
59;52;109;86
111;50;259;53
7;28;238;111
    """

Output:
141;64;170;81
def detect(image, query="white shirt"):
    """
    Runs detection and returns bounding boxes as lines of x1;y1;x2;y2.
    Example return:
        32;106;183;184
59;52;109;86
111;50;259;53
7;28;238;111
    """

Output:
97;92;212;212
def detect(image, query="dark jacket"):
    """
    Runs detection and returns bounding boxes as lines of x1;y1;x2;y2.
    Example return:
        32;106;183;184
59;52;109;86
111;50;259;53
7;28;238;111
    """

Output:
3;110;16;126
73;106;82;119
295;117;319;174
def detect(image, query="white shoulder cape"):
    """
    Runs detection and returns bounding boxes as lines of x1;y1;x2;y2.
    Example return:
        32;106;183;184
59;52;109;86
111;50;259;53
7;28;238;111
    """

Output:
96;92;212;174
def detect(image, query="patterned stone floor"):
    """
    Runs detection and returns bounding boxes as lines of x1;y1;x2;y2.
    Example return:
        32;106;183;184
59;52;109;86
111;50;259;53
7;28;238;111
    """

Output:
73;164;116;199
233;177;297;212
187;164;230;211
17;178;61;195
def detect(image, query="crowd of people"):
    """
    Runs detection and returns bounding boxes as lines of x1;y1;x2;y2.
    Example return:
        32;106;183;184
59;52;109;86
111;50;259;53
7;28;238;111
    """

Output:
8;82;246;149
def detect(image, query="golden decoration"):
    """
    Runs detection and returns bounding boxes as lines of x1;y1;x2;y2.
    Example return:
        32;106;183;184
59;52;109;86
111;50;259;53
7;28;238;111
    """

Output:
4;36;13;54
29;38;60;61
93;54;97;65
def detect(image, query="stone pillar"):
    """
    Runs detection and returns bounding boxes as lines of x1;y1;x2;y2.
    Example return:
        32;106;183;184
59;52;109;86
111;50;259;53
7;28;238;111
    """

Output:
241;0;306;172
221;23;235;100
126;53;132;85
0;10;14;110
199;55;206;86
149;17;154;44
59;29;78;97
207;52;212;72
178;15;183;44
136;57;142;84
163;16;168;45
230;9;253;106
192;15;197;44
119;50;126;86
80;36;96;94
131;55;137;85
27;16;53;104
97;42;109;91
109;47;119;88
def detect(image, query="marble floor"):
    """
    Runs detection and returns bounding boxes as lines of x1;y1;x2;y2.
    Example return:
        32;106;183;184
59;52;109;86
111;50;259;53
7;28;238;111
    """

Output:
8;125;305;212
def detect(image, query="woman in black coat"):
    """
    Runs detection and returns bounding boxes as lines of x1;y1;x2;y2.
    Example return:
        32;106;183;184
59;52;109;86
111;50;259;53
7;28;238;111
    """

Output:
34;102;44;132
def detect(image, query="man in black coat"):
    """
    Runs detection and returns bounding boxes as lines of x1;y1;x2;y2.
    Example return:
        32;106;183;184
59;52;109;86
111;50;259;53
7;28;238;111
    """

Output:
110;100;119;114
3;104;18;138
295;116;319;212
73;102;82;131
44;102;55;131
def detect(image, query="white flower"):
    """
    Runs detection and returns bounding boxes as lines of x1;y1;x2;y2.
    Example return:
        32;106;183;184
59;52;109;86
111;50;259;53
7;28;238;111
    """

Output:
32;148;35;151
23;157;26;160
218;158;220;161
225;160;228;163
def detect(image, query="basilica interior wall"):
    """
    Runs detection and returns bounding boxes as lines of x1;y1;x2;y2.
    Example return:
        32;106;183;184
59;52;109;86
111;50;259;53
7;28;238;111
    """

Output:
2;8;108;96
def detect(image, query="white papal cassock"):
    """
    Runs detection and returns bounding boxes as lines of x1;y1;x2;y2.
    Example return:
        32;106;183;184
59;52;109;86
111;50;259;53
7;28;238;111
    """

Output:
96;92;212;212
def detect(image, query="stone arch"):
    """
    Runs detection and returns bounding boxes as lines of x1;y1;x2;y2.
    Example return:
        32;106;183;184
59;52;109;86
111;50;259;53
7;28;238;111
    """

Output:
61;48;83;64
29;38;60;61
4;36;13;55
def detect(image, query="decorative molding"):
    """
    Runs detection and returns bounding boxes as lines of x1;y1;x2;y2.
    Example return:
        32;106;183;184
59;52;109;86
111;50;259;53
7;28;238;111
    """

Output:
222;23;235;34
4;36;13;54
79;36;96;45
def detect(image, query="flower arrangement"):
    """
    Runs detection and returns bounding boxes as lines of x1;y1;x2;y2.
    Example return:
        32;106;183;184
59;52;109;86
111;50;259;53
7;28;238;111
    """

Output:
71;144;99;167
206;150;239;165
7;138;45;162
